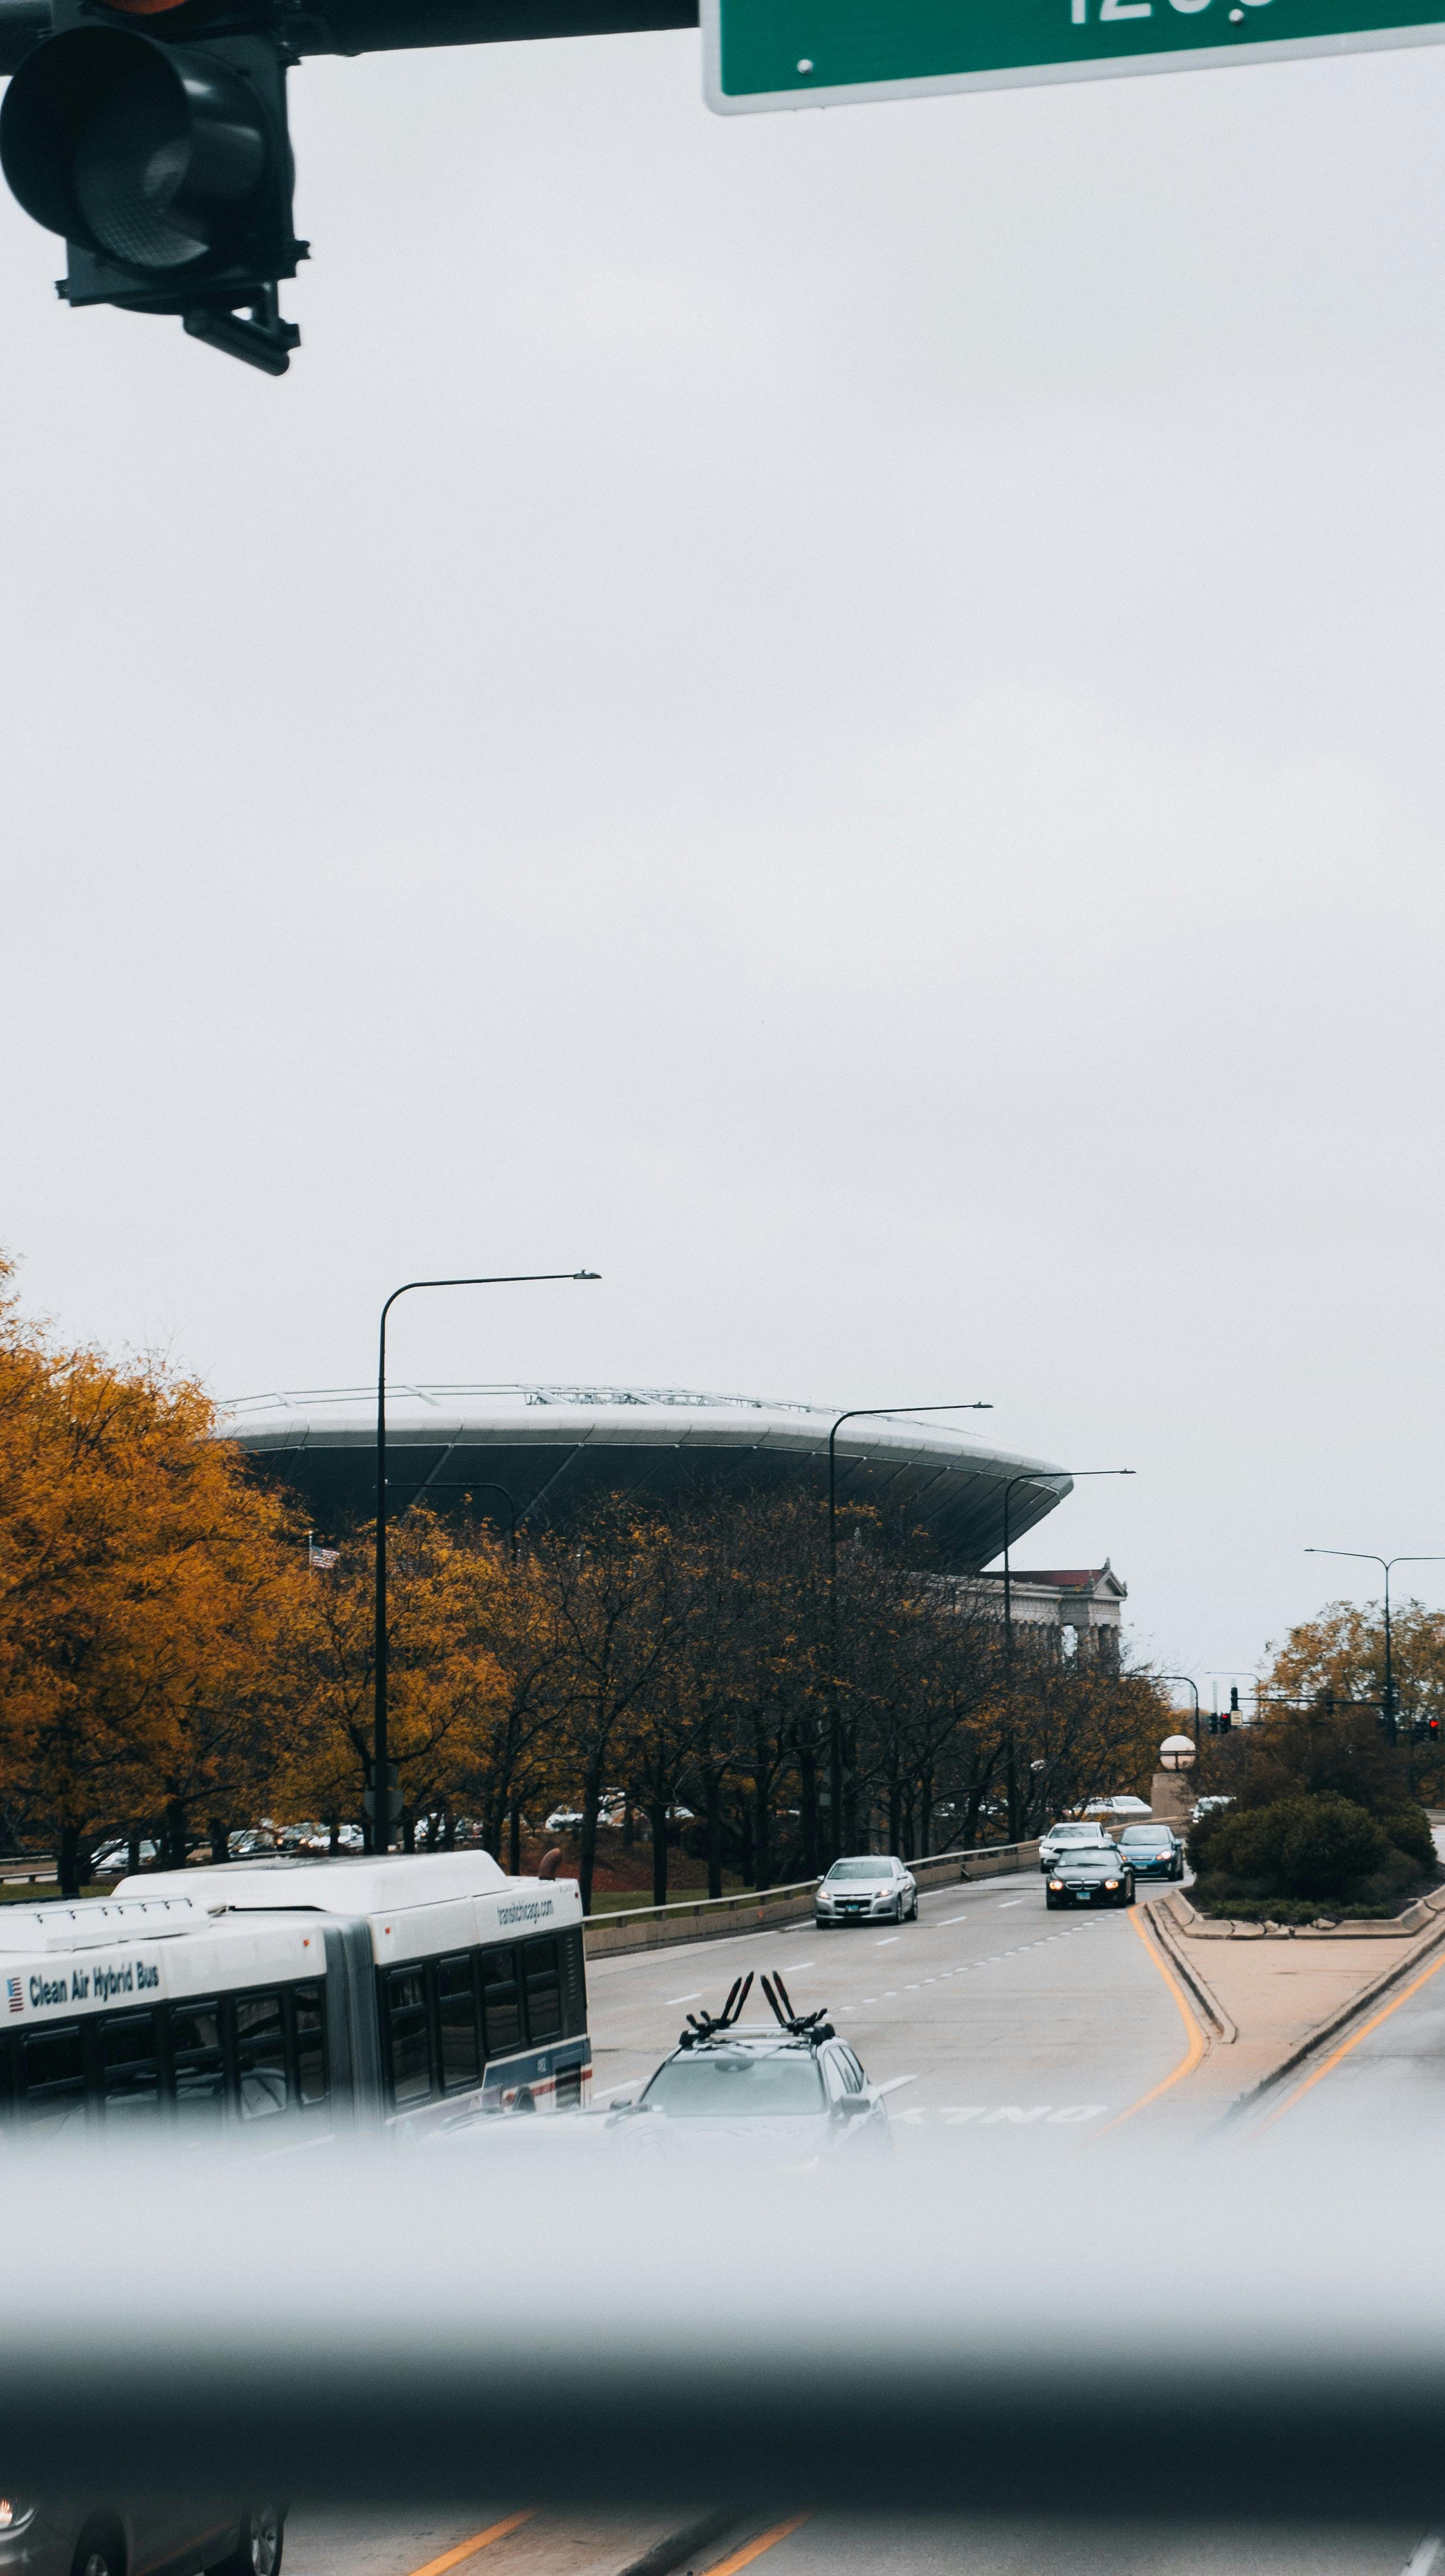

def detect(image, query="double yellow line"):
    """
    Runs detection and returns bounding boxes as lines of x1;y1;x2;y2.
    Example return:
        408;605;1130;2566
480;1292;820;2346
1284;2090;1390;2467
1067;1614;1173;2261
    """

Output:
404;2508;813;2576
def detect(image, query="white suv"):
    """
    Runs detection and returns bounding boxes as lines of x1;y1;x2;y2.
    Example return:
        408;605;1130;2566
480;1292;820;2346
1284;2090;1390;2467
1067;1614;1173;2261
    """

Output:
816;1855;918;1925
1037;1820;1112;1874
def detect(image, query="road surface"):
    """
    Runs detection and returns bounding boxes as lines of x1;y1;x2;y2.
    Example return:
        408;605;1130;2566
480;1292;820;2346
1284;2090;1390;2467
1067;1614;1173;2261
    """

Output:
586;1869;1193;2143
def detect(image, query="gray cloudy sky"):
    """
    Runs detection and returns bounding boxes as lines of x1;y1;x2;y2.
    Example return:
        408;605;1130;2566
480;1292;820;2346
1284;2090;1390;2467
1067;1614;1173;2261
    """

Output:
2;16;1443;1699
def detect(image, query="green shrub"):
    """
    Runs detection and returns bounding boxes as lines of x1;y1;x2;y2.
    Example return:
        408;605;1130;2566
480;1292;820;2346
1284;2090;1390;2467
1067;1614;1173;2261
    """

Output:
1381;1805;1437;1873
1191;1894;1402;1924
1192;1791;1391;1905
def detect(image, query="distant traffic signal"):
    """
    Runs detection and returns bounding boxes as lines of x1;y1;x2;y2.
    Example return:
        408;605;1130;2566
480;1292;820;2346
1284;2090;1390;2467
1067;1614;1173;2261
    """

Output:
1;2;302;371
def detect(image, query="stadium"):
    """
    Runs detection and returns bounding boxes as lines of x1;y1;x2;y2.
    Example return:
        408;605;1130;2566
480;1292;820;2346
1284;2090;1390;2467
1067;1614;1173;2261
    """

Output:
221;1383;1074;1575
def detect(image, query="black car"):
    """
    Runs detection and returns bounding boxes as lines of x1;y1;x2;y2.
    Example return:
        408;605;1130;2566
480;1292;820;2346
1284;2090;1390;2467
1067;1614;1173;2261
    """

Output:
1117;1823;1184;1880
1044;1847;1135;1910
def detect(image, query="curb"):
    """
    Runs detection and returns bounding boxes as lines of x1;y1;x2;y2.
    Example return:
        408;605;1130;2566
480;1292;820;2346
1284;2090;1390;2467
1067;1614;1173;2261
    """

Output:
1143;1897;1237;2043
1222;1906;1445;2126
618;2514;734;2576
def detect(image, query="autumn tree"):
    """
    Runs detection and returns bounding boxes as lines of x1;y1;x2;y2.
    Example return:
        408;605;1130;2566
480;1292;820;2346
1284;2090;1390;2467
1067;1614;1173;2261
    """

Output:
0;1258;301;1891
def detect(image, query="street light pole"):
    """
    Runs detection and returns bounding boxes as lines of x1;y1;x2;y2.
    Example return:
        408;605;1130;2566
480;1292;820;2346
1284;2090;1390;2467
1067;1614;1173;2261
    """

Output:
994;1469;1135;1841
1303;1548;1445;1746
374;1269;600;1853
825;1402;992;1865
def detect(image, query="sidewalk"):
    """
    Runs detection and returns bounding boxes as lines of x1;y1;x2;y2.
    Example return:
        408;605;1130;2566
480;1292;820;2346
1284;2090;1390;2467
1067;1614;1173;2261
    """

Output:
1140;1888;1445;2127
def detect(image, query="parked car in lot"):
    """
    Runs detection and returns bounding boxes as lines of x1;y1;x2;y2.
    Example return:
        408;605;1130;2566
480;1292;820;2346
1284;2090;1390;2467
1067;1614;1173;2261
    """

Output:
1037;1821;1112;1874
1045;1847;1135;1910
815;1855;917;1925
1117;1823;1184;1879
0;2498;285;2576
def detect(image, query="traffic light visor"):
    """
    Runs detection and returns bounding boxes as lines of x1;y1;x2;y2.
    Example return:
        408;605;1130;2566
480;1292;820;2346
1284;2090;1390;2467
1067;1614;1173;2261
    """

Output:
1;27;268;269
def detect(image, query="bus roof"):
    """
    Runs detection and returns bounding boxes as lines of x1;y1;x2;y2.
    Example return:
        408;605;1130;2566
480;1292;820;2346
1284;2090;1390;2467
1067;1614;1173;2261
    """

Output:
116;1850;513;1916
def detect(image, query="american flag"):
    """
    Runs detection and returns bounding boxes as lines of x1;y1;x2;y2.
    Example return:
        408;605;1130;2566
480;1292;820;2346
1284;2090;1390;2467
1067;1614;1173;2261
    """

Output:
6;1977;22;2015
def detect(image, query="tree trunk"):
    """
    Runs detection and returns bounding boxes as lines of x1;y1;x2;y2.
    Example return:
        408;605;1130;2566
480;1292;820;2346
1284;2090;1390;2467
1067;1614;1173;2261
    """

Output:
165;1798;187;1870
328;1816;340;1856
919;1769;933;1859
578;1779;603;1917
208;1817;228;1866
445;1812;457;1852
704;1777;724;1899
651;1800;669;1910
753;1774;772;1893
402;1814;416;1853
127;1831;141;1876
739;1804;755;1888
58;1822;82;1899
887;1769;903;1856
509;1799;521;1875
798;1745;819;1878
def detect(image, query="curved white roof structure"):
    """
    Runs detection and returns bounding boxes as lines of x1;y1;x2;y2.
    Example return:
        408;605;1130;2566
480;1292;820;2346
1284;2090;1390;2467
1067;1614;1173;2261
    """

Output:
220;1384;1072;1571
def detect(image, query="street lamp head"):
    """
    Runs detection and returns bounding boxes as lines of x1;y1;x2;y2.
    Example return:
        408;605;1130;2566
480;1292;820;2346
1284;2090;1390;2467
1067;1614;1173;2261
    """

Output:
573;1271;602;1281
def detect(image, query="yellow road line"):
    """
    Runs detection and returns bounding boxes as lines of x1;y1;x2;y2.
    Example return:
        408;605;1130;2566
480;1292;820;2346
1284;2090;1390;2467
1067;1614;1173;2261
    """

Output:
701;2515;814;2576
1094;1908;1207;2136
1257;1942;1445;2133
403;2511;537;2576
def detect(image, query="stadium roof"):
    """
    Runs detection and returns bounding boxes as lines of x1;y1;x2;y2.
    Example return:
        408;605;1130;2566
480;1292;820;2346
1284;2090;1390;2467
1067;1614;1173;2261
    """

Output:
220;1384;1074;1571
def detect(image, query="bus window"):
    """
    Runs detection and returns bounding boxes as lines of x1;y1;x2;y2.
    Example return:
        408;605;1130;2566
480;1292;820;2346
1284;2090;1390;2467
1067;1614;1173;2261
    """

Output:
237;1991;288;2119
436;1954;480;2093
480;1948;521;2059
559;1926;586;2036
172;1999;227;2121
385;1966;432;2106
293;1982;328;2109
523;1938;562;2043
101;2010;163;2120
20;2022;86;2137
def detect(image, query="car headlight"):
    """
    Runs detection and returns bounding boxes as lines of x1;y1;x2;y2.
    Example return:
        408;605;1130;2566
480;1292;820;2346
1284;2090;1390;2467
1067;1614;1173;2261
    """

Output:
1104;1879;1119;1890
0;2504;35;2533
1048;1879;1064;1891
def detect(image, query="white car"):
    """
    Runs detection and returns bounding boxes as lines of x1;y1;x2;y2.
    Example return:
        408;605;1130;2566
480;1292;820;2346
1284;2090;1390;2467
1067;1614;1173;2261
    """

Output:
815;1855;918;1925
1037;1820;1113;1874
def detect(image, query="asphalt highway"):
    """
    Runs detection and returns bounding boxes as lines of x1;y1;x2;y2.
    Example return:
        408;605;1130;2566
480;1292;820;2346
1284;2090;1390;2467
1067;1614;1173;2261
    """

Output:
585;1867;1194;2146
685;2514;1438;2576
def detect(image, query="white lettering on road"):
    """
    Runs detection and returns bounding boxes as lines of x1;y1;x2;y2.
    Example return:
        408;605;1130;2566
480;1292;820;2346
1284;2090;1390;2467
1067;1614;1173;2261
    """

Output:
664;1992;703;2005
875;1936;900;1947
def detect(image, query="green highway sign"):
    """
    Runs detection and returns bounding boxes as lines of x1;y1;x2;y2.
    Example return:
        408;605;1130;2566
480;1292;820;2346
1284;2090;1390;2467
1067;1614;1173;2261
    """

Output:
703;0;1445;108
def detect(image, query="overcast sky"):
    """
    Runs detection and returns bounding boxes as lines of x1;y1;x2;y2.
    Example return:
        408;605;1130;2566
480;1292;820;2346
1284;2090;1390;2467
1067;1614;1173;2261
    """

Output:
2;16;1443;1701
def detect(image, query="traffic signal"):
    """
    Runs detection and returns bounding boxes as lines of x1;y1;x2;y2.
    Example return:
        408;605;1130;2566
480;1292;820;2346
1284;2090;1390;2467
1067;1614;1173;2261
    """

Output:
1207;1713;1220;1737
0;0;304;371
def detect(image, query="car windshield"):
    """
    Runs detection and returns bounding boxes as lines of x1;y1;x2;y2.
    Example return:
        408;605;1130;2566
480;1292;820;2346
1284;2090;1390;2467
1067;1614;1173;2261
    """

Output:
1121;1830;1171;1848
1050;1826;1100;1842
1060;1852;1116;1871
641;2051;827;2117
827;1860;892;1881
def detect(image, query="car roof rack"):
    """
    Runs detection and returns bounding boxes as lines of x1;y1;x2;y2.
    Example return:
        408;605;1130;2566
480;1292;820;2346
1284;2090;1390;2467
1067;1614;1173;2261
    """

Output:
760;1971;835;2044
675;1970;836;2050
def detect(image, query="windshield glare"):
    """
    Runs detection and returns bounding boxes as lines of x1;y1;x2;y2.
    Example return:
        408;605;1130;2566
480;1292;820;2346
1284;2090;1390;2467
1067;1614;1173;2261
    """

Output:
1121;1831;1170;1848
641;2051;826;2117
1051;1826;1099;1841
827;1860;892;1881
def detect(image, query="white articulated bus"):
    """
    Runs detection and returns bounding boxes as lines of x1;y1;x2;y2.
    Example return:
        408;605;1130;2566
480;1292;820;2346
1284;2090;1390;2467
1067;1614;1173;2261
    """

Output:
0;1851;590;2139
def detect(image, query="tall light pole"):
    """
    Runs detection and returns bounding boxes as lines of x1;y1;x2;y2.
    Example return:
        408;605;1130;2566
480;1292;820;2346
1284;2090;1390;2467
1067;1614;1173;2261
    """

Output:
826;1402;992;1863
990;1469;1135;1841
374;1270;600;1853
1303;1549;1445;1746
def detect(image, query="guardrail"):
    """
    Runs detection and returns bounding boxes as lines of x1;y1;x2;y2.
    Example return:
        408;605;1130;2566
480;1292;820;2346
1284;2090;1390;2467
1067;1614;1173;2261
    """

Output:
583;1837;1042;1955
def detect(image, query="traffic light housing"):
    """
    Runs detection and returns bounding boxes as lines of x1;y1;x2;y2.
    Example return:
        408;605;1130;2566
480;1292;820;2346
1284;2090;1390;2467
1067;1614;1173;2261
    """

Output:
0;0;303;371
